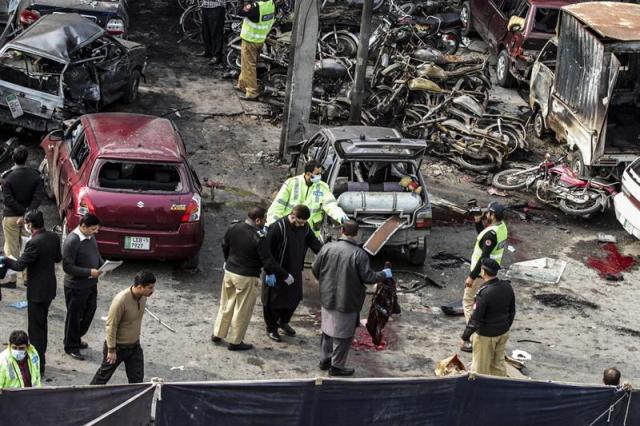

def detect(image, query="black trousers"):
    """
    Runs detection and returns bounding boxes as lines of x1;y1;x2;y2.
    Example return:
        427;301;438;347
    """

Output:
90;342;144;385
201;6;225;59
263;303;296;333
28;300;51;374
63;286;97;351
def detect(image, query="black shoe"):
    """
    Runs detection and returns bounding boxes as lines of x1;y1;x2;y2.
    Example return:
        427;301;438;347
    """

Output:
267;331;282;342
197;50;212;57
329;366;355;377
65;350;85;361
228;342;253;351
318;358;331;371
279;323;296;336
460;341;473;353
79;341;89;349
211;335;222;343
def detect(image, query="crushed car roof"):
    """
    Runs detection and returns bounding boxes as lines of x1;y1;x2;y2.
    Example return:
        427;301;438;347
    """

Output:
6;13;104;62
563;2;640;41
83;113;184;162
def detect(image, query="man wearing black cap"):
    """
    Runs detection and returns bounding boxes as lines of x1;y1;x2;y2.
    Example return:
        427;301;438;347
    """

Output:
461;201;508;352
461;258;515;376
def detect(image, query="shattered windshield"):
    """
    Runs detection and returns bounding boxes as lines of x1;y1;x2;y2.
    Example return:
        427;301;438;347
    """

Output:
0;49;63;95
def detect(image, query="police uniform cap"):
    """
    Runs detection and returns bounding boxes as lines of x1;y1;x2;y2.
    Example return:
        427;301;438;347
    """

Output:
487;202;505;216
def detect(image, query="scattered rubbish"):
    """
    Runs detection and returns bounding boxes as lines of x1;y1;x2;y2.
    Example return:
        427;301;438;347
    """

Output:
8;300;27;309
605;273;624;282
395;269;444;290
431;251;470;269
613;326;640;338
507;245;516;253
505;257;567;284
517;339;542;344
170;366;185;371
100;316;108;321
440;299;464;316
533;293;598;313
511;349;532;361
435;354;467;377
505;356;530;377
487;187;508;197
586;243;636;279
597;233;617;243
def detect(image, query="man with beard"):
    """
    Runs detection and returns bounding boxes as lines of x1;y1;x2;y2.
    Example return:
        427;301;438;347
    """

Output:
262;204;322;342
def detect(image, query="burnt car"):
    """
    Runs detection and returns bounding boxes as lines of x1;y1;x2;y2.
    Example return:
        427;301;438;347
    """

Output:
294;126;432;265
461;0;577;87
0;13;146;132
1;0;128;44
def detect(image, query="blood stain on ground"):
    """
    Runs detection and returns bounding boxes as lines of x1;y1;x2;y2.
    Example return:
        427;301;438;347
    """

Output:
586;243;636;278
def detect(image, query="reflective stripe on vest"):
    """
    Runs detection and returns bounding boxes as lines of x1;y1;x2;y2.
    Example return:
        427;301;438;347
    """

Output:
240;0;275;43
470;221;508;271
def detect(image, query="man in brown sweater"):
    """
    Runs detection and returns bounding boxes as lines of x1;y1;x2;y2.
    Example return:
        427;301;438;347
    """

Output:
90;271;156;385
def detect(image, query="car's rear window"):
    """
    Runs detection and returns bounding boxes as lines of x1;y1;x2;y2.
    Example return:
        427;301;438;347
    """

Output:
532;8;559;34
97;161;183;192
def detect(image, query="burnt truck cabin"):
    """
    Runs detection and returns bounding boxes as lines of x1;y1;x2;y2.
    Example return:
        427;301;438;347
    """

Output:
536;2;640;177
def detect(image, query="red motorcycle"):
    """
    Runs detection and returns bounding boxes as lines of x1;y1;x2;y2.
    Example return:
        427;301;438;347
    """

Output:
492;155;618;217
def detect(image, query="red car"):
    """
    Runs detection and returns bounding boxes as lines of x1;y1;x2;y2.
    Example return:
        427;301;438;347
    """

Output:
40;113;204;268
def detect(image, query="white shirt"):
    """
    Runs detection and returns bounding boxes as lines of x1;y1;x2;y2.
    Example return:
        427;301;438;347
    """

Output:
72;227;92;241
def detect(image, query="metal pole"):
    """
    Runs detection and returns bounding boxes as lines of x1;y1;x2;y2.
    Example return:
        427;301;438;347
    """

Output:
349;0;374;124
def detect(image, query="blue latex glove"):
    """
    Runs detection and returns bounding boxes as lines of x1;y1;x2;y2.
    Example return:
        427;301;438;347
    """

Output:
341;215;350;224
382;268;392;278
264;274;276;287
0;255;5;264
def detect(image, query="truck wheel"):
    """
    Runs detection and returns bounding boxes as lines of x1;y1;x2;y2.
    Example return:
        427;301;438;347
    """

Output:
568;150;586;177
533;110;546;138
496;50;515;88
39;159;54;200
408;237;427;265
460;2;474;36
123;70;141;104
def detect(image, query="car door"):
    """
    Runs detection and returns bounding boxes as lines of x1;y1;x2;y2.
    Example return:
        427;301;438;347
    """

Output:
96;36;131;105
470;0;491;38
487;0;513;49
59;125;92;216
530;40;557;123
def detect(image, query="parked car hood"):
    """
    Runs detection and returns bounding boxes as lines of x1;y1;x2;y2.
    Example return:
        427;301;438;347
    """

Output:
25;0;121;13
6;13;104;63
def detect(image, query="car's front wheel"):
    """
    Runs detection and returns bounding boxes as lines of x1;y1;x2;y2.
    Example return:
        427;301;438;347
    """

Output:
496;49;516;88
460;2;474;36
124;69;141;104
39;159;54;200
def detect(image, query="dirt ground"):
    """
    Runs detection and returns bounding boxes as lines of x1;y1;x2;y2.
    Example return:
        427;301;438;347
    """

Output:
0;0;638;388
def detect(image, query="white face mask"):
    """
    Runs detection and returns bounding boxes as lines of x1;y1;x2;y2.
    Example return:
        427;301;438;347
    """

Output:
12;349;26;361
310;174;321;184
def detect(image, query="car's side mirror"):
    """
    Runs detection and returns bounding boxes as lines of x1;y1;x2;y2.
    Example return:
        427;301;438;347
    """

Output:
508;16;525;32
47;129;64;141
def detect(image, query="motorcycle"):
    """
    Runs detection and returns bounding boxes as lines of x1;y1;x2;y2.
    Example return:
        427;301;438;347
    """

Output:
492;155;619;217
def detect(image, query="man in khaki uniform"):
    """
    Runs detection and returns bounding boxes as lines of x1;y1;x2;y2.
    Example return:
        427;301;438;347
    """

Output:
461;258;515;377
212;207;293;351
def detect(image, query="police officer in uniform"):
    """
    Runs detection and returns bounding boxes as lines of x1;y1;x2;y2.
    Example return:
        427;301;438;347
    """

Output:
461;201;508;352
267;160;349;238
212;207;293;351
461;258;515;377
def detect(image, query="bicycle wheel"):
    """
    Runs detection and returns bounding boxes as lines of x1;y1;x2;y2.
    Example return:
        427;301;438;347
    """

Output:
180;6;203;42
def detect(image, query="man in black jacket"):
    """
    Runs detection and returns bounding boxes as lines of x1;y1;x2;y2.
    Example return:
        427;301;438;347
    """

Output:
1;146;44;288
461;258;515;377
3;210;61;374
262;204;322;342
62;213;104;360
212;207;293;351
312;221;391;376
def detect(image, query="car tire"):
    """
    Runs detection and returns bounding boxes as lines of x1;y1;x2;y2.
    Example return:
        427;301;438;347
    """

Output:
533;109;547;139
123;69;141;104
179;251;200;270
460;2;474;37
569;149;586;177
496;49;516;88
39;159;54;200
408;237;427;265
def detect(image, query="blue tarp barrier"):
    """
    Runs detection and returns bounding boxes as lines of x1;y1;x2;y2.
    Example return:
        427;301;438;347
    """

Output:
156;375;637;426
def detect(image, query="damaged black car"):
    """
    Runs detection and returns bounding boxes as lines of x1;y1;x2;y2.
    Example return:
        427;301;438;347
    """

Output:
0;13;145;132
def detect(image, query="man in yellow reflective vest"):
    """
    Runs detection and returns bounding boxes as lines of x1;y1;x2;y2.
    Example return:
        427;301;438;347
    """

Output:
461;202;508;352
236;0;275;99
267;160;349;238
0;330;41;388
